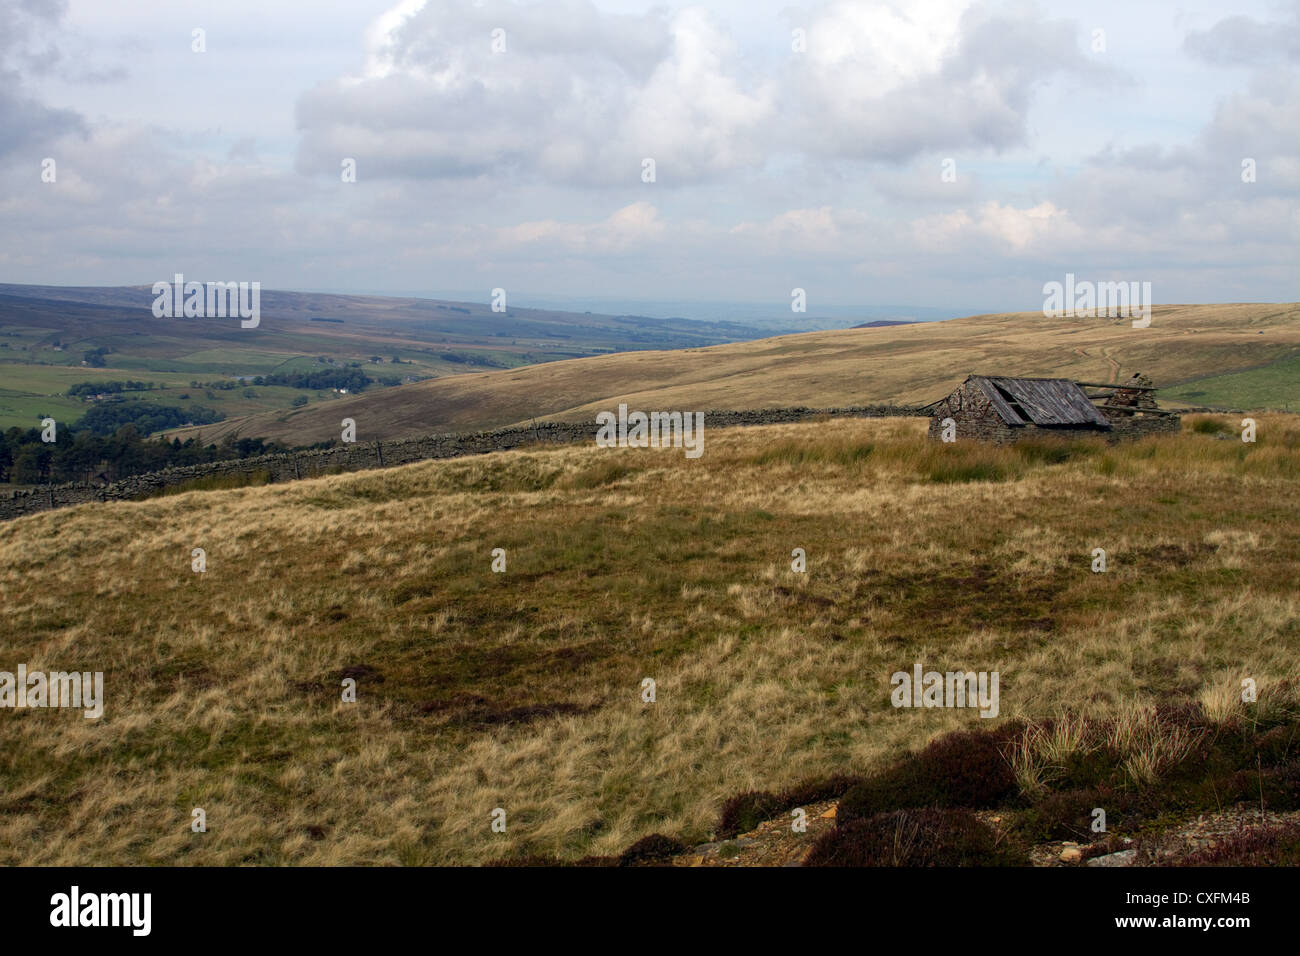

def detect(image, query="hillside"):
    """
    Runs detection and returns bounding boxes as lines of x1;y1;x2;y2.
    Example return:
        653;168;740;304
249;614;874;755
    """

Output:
2;413;1298;865
0;284;783;431
164;303;1300;445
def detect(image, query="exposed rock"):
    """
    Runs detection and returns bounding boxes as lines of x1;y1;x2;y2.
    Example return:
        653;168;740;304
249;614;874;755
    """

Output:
1086;849;1137;867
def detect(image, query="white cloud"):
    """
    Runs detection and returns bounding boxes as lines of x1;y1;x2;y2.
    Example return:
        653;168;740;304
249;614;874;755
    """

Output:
500;201;665;251
297;1;770;184
295;0;1106;183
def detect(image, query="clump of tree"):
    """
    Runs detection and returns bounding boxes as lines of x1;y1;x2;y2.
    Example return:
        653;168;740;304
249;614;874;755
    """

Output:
66;380;156;398
439;351;509;367
76;402;224;437
192;379;247;391
259;368;372;391
0;423;288;486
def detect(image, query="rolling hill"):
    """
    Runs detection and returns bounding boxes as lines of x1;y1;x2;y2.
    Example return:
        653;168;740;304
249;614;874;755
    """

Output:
165;302;1300;445
0;283;791;431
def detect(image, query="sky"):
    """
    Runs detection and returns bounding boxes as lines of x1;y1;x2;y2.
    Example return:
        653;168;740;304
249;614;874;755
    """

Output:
0;0;1297;318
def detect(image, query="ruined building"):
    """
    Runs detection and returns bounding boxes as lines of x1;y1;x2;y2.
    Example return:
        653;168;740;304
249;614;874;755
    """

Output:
924;373;1180;442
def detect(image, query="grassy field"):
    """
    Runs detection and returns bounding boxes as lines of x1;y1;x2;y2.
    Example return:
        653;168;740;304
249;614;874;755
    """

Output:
166;302;1300;445
1;413;1297;864
1163;353;1300;411
0;359;381;432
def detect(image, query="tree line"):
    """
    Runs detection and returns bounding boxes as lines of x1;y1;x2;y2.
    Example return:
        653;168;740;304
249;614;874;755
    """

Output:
0;422;289;486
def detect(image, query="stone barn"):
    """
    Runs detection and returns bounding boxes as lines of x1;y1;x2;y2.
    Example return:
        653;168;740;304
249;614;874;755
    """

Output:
924;373;1179;443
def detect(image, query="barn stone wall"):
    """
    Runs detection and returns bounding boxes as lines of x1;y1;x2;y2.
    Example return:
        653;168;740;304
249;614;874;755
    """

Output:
926;382;1026;442
1101;409;1182;440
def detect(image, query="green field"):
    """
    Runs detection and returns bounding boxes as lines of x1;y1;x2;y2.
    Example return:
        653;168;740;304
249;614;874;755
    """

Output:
0;358;410;431
1164;351;1300;411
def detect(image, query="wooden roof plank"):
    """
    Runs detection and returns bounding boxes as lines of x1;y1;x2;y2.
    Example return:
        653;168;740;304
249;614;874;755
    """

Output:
971;377;1027;425
975;376;1111;427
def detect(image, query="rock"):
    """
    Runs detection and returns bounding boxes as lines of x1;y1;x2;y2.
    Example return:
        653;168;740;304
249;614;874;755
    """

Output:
1086;849;1137;867
1060;846;1083;863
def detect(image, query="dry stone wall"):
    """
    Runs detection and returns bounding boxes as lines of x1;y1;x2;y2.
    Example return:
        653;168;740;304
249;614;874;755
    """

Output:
926;406;1181;443
0;405;921;522
1100;411;1182;440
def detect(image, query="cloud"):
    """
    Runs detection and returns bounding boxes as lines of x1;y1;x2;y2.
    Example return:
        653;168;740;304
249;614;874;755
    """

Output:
909;200;1079;251
729;206;857;255
0;0;1294;310
296;0;770;185
295;0;1110;185
0;0;86;158
1184;4;1300;66
499;201;665;251
783;0;1112;161
1052;67;1300;241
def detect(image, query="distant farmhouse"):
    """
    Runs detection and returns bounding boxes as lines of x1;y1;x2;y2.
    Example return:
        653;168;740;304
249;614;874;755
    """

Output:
923;373;1180;442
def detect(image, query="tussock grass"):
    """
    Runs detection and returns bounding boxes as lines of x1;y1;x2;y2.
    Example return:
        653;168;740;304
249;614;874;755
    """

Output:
1188;416;1235;436
2;414;1300;864
749;436;876;467
152;469;272;497
800;680;1300;862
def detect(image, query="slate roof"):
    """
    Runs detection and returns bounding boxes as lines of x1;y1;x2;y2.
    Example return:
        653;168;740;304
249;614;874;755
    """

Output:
967;376;1112;428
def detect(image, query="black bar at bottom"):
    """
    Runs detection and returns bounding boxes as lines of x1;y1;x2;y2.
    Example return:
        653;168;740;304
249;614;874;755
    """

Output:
1;865;1282;942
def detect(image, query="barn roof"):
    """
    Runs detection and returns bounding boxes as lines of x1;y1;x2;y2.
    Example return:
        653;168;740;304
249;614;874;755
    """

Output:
967;376;1111;428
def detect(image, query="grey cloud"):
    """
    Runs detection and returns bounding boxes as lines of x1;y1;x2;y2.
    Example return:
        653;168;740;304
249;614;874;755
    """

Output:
0;0;85;157
786;7;1117;163
295;0;688;184
295;1;1112;185
1185;5;1300;66
1063;67;1300;223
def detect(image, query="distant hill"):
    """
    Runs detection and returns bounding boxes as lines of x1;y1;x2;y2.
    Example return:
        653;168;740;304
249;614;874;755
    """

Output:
0;283;788;430
852;319;917;328
162;302;1300;445
0;283;782;360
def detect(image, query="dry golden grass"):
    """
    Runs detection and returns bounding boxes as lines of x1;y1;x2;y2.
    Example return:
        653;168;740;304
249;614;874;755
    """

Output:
166;302;1300;444
2;413;1299;864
